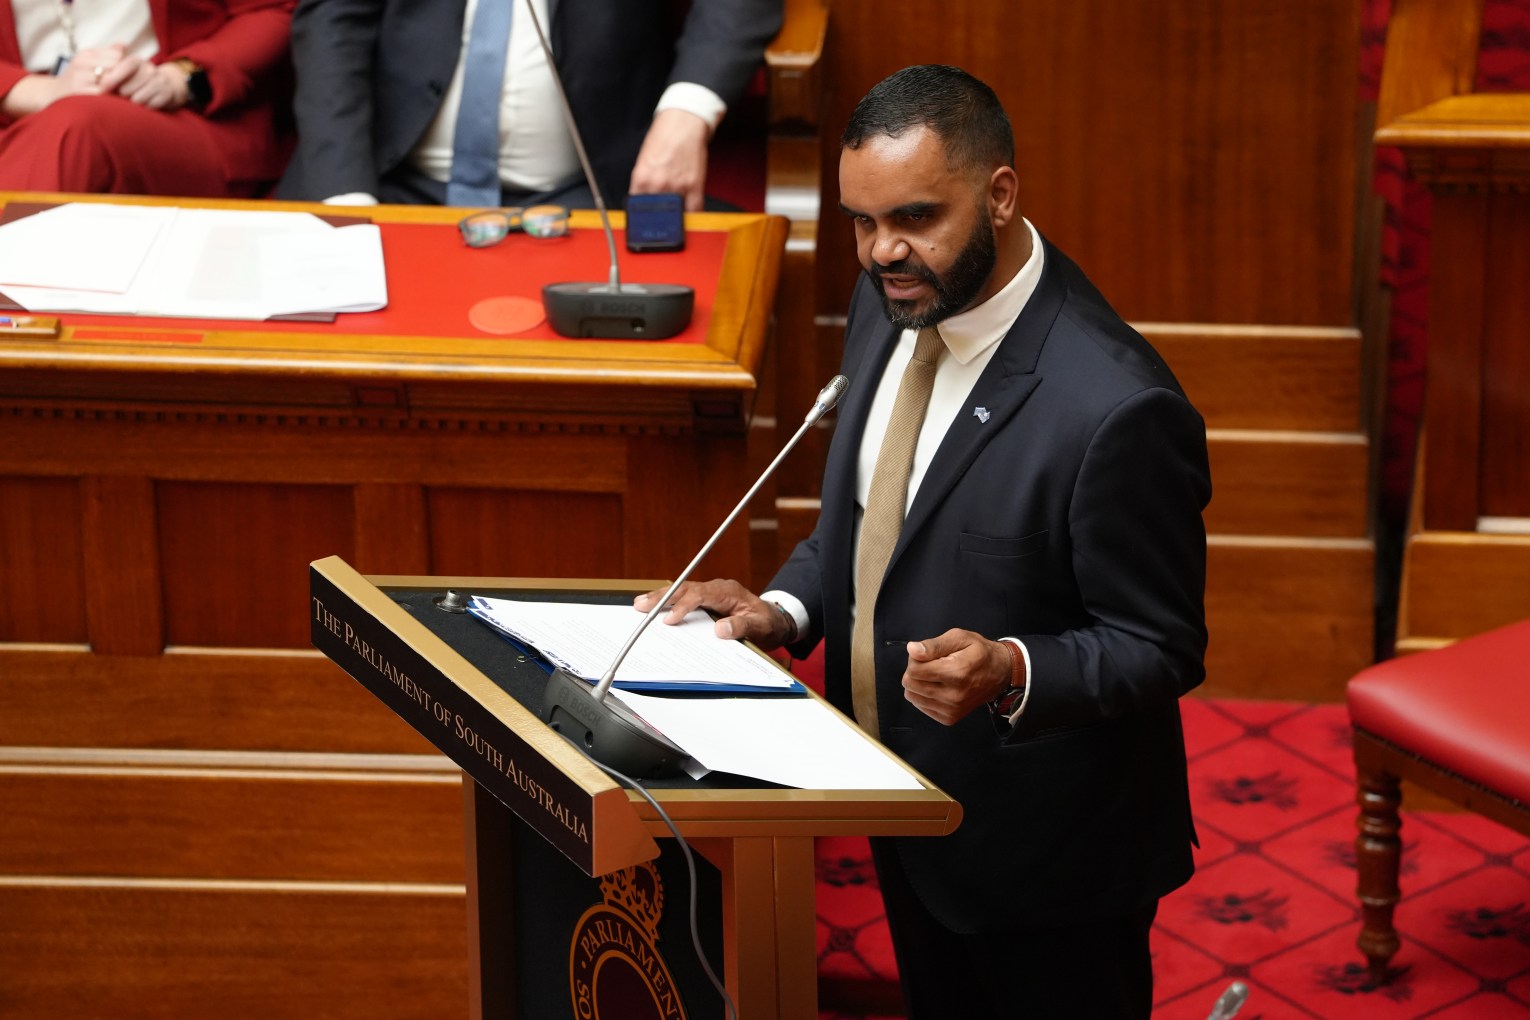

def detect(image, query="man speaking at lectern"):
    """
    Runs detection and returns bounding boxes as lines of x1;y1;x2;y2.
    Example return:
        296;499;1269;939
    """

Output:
639;65;1211;1018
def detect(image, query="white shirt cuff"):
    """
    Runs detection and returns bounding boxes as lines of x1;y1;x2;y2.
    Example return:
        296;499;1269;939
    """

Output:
998;637;1033;723
655;82;727;134
760;589;809;643
322;193;380;206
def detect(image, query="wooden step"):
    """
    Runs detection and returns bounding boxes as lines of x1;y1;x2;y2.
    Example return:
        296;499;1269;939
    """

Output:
1138;323;1363;432
0;883;468;1019
1205;536;1375;701
1204;429;1368;537
1399;530;1530;648
0;647;439;754
0;754;463;882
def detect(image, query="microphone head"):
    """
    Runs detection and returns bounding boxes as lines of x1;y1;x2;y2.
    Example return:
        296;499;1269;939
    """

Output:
543;281;694;340
1209;980;1249;1019
805;374;850;423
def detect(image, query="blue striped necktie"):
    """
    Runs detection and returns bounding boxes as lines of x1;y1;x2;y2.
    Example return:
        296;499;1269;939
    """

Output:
446;0;513;208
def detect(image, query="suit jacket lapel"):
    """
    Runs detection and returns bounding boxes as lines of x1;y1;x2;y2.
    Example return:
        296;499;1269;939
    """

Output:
894;237;1068;558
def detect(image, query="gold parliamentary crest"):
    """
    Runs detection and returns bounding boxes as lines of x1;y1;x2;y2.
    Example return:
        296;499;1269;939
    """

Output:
568;859;687;1020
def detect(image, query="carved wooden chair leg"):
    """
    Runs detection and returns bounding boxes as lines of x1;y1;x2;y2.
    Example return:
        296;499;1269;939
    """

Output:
1354;752;1402;983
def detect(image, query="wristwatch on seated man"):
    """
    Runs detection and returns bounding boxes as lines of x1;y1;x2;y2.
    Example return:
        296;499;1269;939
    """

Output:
172;58;211;110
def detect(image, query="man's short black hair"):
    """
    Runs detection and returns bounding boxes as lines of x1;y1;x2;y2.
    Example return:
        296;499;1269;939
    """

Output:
842;64;1015;173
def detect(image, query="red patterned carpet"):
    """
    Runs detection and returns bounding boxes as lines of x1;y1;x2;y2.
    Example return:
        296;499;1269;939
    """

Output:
814;698;1530;1019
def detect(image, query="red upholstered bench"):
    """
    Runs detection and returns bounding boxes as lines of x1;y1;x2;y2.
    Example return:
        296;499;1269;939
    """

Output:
1347;618;1530;982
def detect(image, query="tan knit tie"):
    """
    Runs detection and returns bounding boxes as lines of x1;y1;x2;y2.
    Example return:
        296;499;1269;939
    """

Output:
850;326;945;736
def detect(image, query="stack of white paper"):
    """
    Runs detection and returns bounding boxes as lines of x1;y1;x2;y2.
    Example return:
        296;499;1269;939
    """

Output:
614;690;927;790
0;204;387;320
468;596;925;790
468;596;801;692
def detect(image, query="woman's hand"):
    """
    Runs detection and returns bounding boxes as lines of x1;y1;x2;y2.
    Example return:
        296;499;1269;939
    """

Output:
114;61;192;110
0;44;125;117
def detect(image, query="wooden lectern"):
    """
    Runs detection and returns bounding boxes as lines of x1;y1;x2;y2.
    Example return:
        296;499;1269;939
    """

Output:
309;555;960;1020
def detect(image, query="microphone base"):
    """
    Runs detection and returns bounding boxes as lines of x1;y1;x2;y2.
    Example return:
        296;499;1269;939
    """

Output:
541;668;687;779
542;282;694;340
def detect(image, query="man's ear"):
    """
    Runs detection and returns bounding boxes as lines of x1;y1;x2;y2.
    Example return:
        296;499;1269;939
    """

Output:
988;166;1019;228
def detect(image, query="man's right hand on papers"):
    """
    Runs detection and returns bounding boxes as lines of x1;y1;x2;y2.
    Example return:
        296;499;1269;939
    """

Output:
633;579;792;649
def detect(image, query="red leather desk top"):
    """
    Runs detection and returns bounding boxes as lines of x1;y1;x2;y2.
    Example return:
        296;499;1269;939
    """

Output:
55;222;728;346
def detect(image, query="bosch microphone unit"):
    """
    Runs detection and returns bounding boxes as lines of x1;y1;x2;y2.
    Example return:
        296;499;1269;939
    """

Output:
541;281;694;340
521;0;694;340
542;375;851;778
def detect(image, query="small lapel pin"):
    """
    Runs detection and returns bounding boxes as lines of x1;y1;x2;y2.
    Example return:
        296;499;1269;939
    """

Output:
973;406;991;423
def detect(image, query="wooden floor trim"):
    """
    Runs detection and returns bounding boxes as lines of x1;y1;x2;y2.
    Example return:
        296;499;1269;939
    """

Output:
0;875;466;895
0;745;456;773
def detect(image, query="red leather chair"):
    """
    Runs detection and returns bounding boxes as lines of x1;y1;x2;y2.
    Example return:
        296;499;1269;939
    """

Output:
1347;618;1530;981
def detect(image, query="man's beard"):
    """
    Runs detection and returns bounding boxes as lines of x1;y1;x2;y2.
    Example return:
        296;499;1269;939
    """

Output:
869;215;998;330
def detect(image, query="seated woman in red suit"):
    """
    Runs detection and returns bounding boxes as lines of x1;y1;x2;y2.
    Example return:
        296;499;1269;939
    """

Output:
0;0;293;197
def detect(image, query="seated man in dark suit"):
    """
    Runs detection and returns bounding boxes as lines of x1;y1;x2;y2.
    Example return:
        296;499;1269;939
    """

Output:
275;0;781;211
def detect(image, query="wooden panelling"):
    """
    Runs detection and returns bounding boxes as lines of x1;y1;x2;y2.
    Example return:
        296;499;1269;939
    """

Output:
0;410;631;491
0;885;468;1020
425;487;624;579
353;483;430;575
0;648;438;755
158;480;356;649
1422;189;1490;532
1399;532;1530;643
813;0;1361;328
1144;326;1364;432
1481;191;1530;519
777;498;820;568
0;766;464;883
1204;538;1376;701
624;431;753;582
83;475;164;656
1204;431;1369;538
0;476;86;643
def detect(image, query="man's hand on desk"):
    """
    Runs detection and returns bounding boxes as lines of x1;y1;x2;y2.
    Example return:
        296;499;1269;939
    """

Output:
633;579;792;649
629;107;710;212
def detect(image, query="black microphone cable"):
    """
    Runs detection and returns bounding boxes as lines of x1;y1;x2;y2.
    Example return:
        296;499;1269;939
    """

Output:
583;753;740;1020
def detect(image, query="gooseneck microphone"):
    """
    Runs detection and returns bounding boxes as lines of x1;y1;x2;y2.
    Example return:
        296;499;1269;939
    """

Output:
521;0;694;339
542;375;850;778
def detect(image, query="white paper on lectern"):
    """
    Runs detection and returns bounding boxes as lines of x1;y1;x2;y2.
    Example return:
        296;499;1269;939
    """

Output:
613;690;926;790
470;597;797;690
